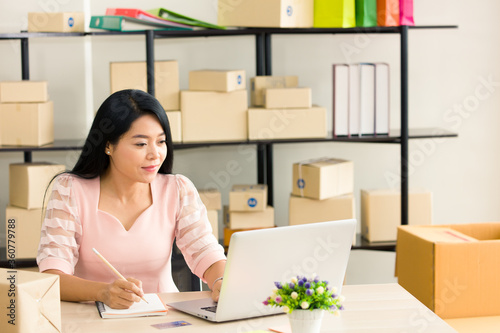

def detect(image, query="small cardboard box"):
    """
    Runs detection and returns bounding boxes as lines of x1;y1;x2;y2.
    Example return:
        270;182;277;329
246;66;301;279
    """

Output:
263;87;312;109
218;0;314;28
223;205;274;229
0;81;48;103
189;70;246;92
289;194;355;225
0;268;61;332
9;163;66;209
28;12;85;32
292;158;353;200
223;226;275;247
229;184;267;212
0;102;54;146
396;223;500;319
248;106;327;140
207;210;219;241
5;206;43;259
361;188;432;242
181;90;248;142
198;189;222;211
250;76;299;106
166;111;181;143
110;61;179;111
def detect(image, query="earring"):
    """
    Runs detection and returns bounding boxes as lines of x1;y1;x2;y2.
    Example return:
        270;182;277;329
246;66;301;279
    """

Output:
106;151;110;155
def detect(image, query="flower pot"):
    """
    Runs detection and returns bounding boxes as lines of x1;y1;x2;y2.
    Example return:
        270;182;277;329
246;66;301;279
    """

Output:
287;309;324;333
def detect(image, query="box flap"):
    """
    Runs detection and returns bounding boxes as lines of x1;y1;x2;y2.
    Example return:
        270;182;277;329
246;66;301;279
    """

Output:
400;226;478;243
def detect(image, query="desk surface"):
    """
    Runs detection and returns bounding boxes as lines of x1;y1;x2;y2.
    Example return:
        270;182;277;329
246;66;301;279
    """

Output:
61;283;456;333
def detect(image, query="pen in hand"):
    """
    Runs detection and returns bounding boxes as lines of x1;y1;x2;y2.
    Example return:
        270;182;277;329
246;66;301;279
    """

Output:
92;247;149;304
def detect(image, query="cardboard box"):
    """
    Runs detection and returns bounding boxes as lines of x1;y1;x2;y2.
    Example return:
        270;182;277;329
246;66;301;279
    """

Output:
0;268;61;332
166;111;181;143
5;206;43;259
28;12;85;32
198;189;222;210
181;90;248;142
218;0;314;28
396;223;500;319
223;205;274;229
0;102;54;146
110;61;179;111
207;210;219;240
263;87;312;109
251;76;299;106
289;194;355;225
292;158;353;200
223;226;276;247
361;188;432;242
229;184;267;212
248;106;327;140
189;70;246;92
9;163;66;209
0;81;48;103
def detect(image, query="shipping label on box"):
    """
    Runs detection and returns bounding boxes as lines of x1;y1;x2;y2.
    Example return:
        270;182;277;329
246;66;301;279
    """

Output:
181;90;248;142
218;0;314;28
289;193;355;225
248;106;327;140
292;158;353;200
229;184;267;211
0;268;61;333
0;81;48;103
361;188;433;242
207;210;219;241
251;76;299;106
223;205;274;229
0;101;54;146
166;111;182;143
28;12;85;32
110;61;179;111
263;87;312;109
5;206;43;259
198;189;222;210
396;223;500;319
189;70;246;92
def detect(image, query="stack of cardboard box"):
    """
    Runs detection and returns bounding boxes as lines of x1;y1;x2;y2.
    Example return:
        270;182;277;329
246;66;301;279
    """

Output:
223;184;274;249
181;70;248;143
0;81;54;146
5;163;65;259
247;76;327;140
109;60;182;143
198;188;222;242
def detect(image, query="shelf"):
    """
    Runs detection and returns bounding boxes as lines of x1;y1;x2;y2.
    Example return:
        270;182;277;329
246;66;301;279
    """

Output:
352;234;396;252
0;139;84;152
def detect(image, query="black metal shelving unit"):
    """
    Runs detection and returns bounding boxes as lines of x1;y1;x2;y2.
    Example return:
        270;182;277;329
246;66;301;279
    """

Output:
0;26;458;264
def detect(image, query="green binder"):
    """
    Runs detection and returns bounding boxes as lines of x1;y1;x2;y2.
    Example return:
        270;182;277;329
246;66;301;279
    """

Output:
89;15;191;31
313;0;356;28
147;8;226;30
356;0;377;27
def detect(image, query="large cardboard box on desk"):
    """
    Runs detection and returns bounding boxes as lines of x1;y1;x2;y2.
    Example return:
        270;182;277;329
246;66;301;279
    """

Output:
5;206;43;259
218;0;314;28
0;268;61;333
224;205;274;229
263;87;312;109
229;184;267;212
28;12;85;32
396;223;500;319
198;189;222;210
361;188;432;242
0;102;54;146
9;163;66;209
110;61;179;111
0;81;48;103
166;111;182;143
189;70;246;92
181;90;248;142
292;158;354;200
289;194;355;225
251;76;298;106
248;106;327;140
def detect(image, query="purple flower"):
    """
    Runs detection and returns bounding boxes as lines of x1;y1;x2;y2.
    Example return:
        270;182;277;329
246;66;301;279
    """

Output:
339;305;345;310
306;289;314;296
274;282;282;289
298;280;304;287
263;300;269;305
331;294;337;298
301;277;308;283
275;296;282;303
289;283;295;289
304;282;311;289
314;276;320;283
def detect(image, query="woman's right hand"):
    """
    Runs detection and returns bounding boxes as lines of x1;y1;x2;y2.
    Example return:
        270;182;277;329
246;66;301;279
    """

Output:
99;277;145;309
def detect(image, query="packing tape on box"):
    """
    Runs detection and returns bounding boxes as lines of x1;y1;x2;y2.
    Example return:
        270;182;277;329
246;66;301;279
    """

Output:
297;157;334;197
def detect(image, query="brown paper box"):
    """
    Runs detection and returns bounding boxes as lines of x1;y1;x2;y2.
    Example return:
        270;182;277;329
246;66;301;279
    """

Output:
198;189;222;211
0;102;54;146
289;194;355;225
5;206;43;259
263;87;312;109
110;61;179;111
0;81;48;103
229;184;267;212
207;210;219;240
396;223;500;319
165;111;181;143
223;226;276;247
189;70;246;92
9;163;66;209
28;12;85;32
218;0;314;28
223;205;274;229
181;90;248;142
361;188;432;242
250;76;299;106
0;268;61;332
292;158;353;200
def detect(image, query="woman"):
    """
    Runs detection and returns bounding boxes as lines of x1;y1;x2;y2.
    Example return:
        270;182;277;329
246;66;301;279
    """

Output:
37;89;226;309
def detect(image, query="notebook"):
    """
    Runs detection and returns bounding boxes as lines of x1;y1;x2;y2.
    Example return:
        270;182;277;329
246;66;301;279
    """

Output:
96;293;168;319
167;219;356;322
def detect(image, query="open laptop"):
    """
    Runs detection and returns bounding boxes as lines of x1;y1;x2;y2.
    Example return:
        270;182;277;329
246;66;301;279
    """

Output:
167;219;356;322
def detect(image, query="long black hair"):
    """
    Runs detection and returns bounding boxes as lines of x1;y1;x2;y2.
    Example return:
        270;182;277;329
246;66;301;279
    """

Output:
71;89;174;178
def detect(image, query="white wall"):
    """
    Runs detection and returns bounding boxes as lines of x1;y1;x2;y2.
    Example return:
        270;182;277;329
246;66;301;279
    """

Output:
1;0;500;282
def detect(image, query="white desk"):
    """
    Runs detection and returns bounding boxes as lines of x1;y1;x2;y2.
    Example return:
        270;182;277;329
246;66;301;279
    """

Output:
61;283;456;332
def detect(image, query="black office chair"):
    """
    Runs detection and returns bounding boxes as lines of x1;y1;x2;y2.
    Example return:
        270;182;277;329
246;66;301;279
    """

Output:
171;240;202;291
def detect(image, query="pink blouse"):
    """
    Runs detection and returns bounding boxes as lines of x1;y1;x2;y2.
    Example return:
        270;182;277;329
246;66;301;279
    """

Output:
36;173;226;293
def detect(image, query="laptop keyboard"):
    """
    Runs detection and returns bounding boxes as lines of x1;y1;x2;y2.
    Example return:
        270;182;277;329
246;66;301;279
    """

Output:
201;306;217;313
